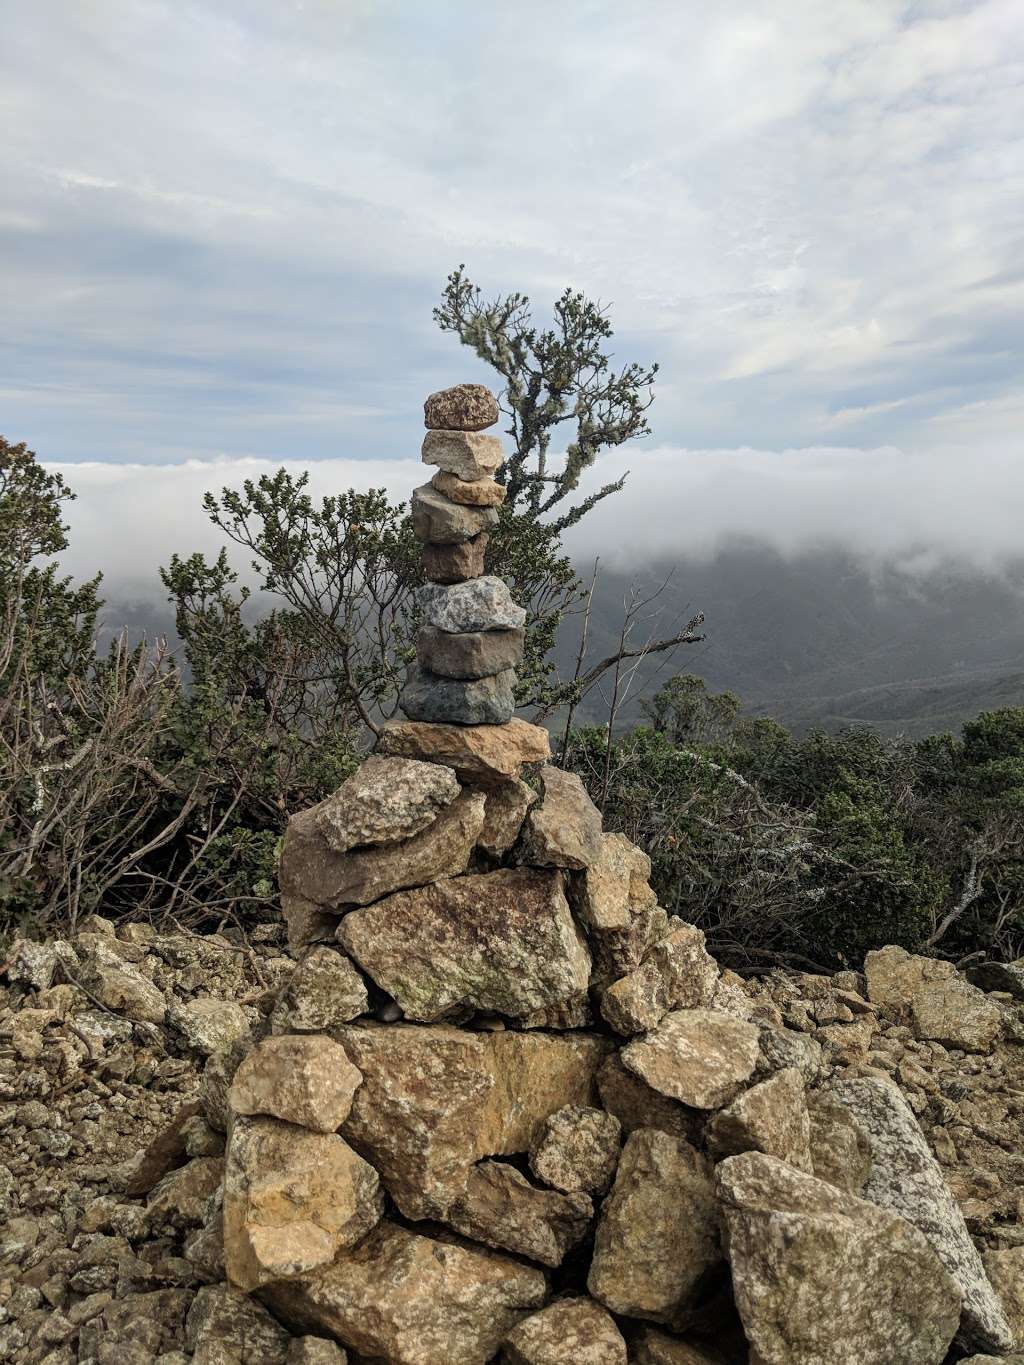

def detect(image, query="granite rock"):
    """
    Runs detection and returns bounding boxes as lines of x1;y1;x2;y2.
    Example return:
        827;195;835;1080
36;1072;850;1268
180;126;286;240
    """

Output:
433;469;507;506
529;1105;622;1196
517;765;603;871
424;384;500;431
807;1091;872;1195
270;947;369;1033
379;718;551;784
423;532;490;583
864;945;1002;1053
411;482;499;544
570;832;656;931
312;755;459;853
621;1008;760;1110
417;625;525;679
478;778;537;857
400;665;517;725
707;1067;812;1171
449;1159;594;1267
501;1297;627;1365
228;1034;362;1133
418;577;527;633
600;921;719;1036
421;428;504;477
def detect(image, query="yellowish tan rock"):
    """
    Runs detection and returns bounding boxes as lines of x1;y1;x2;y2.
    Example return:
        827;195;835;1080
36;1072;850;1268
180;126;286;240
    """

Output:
228;1034;362;1134
707;1067;812;1171
379;718;551;784
501;1297;627;1365
621;1008;760;1110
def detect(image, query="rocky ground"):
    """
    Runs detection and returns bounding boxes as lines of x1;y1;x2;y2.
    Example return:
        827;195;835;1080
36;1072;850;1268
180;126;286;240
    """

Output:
2;908;1023;1364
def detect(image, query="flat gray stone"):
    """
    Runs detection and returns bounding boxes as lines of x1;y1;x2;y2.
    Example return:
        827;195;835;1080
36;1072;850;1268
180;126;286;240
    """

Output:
418;577;527;633
417;625;524;679
400;665;516;725
411;483;498;544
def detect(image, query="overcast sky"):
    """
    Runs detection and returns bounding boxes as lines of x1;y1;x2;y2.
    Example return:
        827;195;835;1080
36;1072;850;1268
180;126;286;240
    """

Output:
3;1;1023;581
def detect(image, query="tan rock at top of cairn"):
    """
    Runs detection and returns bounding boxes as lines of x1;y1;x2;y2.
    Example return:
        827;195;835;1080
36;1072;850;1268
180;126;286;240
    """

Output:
424;382;500;431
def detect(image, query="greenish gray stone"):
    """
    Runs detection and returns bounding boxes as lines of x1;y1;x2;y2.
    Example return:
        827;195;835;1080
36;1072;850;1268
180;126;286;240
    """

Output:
400;666;516;725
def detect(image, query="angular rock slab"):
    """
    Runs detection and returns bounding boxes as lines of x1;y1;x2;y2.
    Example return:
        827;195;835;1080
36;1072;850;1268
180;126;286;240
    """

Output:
228;1034;362;1133
601;920;719;1036
621;1008;760;1110
333;1023;611;1219
864;945;1002;1052
411;482;499;544
478;778;537;857
982;1248;1024;1350
264;1219;546;1365
529;1104;622;1196
716;1151;961;1365
433;469;507;506
596;1053;703;1145
707;1067;812;1171
400;664;516;725
424;383;500;431
312;755;459;853
448;1159;593;1267
380;717;551;784
501;1297;627;1365
418;624;525;679
338;868;591;1022
270;947;368;1034
280;787;485;910
588;1128;720;1326
423;532;489;584
224;1116;383;1292
517;765;603;870
571;831;656;931
418;576;527;633
832;1076;1014;1354
422;427;504;477
806;1091;872;1195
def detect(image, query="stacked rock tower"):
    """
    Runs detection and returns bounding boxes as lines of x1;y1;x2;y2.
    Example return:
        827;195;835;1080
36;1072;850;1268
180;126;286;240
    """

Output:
205;386;1012;1365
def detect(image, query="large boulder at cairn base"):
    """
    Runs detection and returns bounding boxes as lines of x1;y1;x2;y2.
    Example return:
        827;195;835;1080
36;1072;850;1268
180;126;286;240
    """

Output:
337;868;592;1022
424;384;500;431
263;1220;545;1365
280;788;485;911
400;664;517;725
380;717;551;783
832;1076;1015;1353
716;1151;961;1365
333;1023;611;1219
312;755;459;853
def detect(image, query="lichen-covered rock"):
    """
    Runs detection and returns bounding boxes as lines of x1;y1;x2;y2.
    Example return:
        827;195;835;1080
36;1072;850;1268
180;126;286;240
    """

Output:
411;482;499;544
380;717;551;783
421;430;504;481
280;788;486;911
223;1116;382;1291
864;945;1002;1052
201;1036;252;1134
449;1159;593;1267
312;756;459;853
807;1091;872;1195
600;921;719;1036
595;1053;703;1144
400;665;517;725
755;1023;824;1084
588;902;670;996
228;1034;362;1133
621;1009;760;1110
281;894;339;954
517;766;603;870
286;1339;348;1364
529;1104;622;1196
478;779;537;857
263;1220;546;1365
716;1151;961;1365
338;868;591;1023
570;832;656;930
424;383;500;431
270;947;368;1033
433;469;507;506
707;1067;812;1171
333;1023;610;1219
501;1297;627;1364
418;577;527;633
982;1248;1024;1349
186;1282;291;1364
423;532;489;583
418;625;525;680
166;997;255;1056
78;939;166;1023
832;1076;1014;1353
588;1128;720;1326
147;1155;225;1232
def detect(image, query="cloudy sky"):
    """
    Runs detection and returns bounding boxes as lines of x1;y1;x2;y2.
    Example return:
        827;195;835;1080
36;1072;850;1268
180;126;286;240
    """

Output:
3;1;1022;581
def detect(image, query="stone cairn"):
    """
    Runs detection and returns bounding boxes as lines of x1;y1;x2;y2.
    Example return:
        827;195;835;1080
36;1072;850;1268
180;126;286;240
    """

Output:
207;386;1015;1365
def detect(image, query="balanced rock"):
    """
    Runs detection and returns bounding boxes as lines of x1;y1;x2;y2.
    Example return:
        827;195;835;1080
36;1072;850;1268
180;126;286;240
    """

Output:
501;1297;627;1365
621;1008;760;1109
224;1116;383;1291
423;532;489;583
418;576;527;633
588;1128;720;1326
312;755;459;852
716;1151;961;1365
600;921;719;1036
518;765;603;870
263;1220;546;1365
411;483;499;544
424;383;500;431
380;717;551;783
571;831;657;930
333;1023;610;1219
806;1091;872;1195
707;1066;812;1170
418;624;525;679
529;1104;622;1196
270;947;368;1033
864;945;1002;1053
422;428;504;478
280;787;485;911
832;1076;1014;1353
400;664;516;725
338;868;591;1022
433;469;507;506
478;778;537;857
228;1034;362;1133
449;1159;593;1267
